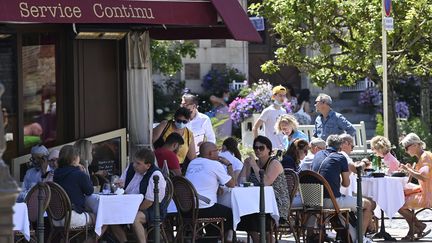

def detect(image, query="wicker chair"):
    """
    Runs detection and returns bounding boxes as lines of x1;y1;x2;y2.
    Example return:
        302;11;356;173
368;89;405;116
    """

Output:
298;170;351;243
15;182;51;243
274;169;300;243
45;181;94;242
171;176;225;243
147;176;174;242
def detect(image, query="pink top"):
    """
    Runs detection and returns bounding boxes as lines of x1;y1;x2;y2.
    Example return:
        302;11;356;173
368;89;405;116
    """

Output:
383;152;400;173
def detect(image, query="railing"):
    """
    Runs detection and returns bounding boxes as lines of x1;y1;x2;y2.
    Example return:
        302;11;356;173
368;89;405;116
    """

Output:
340;78;376;93
229;80;247;91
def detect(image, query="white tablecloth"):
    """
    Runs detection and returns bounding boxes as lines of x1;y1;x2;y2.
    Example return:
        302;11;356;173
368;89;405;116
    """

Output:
341;176;408;218
85;194;143;236
218;186;280;230
13;203;30;241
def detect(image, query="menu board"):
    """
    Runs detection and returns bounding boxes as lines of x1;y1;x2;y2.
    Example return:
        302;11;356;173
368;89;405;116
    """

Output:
90;137;121;176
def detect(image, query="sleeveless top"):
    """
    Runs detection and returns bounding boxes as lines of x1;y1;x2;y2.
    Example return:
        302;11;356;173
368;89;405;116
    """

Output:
162;123;194;164
248;157;290;220
294;101;312;125
405;151;432;209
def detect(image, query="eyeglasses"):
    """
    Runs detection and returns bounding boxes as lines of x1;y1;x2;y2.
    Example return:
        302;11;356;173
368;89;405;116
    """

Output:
253;145;266;151
405;144;413;151
175;119;189;124
314;100;323;104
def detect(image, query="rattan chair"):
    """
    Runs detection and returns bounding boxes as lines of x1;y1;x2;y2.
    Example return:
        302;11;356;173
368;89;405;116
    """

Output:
274;169;300;243
46;181;94;242
147;176;174;242
15;182;51;243
298;170;351;243
171;176;225;243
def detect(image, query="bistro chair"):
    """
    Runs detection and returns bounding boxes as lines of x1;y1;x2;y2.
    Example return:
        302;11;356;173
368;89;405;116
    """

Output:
147;176;174;242
15;182;51;243
171;176;225;243
274;169;300;243
45;181;94;242
298;170;351;243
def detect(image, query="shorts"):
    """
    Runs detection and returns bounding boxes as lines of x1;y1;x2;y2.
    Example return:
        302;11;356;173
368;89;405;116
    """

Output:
324;195;358;212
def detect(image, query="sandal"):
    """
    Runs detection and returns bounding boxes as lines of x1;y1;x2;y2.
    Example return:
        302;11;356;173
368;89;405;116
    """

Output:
414;228;431;240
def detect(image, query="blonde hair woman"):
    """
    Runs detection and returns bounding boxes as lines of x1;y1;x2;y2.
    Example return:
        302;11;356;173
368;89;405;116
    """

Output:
275;114;308;149
398;133;432;240
370;135;400;174
74;139;93;176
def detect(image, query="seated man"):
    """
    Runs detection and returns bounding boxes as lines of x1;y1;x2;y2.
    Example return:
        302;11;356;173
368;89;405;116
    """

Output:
300;137;326;170
312;135;375;242
17;145;52;202
186;142;236;242
155;132;183;176
114;148;166;243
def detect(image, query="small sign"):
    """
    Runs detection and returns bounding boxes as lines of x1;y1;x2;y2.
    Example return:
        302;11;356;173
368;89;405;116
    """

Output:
250;17;265;31
384;17;394;31
385;0;392;17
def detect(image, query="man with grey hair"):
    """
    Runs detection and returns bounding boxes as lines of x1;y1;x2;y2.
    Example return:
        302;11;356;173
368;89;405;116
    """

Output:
313;93;356;140
300;138;326;170
311;134;375;240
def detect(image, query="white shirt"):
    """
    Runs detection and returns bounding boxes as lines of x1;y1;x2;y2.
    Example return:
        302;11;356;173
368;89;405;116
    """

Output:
185;157;232;208
258;105;287;149
120;165;166;203
219;151;243;172
187;112;216;145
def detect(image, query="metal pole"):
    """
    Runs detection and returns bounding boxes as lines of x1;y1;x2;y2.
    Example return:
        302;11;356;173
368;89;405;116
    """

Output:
153;175;161;243
37;183;45;243
382;0;389;138
356;167;363;243
259;169;266;243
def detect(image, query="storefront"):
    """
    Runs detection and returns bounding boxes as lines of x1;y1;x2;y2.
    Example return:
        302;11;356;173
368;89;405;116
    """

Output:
0;0;261;177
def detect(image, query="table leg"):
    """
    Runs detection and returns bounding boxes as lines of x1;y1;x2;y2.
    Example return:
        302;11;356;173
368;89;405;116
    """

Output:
372;209;396;241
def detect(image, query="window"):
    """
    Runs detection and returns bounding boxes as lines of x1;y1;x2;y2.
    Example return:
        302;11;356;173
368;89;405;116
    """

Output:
211;63;227;73
184;63;200;80
211;39;226;48
22;33;59;148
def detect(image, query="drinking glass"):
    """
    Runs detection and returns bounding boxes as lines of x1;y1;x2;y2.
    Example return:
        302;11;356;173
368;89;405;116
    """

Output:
102;183;111;194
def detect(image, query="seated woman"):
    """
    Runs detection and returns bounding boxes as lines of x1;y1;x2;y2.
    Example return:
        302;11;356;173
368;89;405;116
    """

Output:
53;145;95;228
152;107;196;169
281;139;309;172
275;114;308;150
219;137;244;183
370;135;400;174
399;133;432;240
237;135;290;242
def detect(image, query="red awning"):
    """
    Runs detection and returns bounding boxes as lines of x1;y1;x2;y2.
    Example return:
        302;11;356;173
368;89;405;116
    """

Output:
0;0;261;42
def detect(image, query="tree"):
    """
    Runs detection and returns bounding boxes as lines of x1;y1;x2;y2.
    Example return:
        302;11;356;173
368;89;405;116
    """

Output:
250;0;432;143
151;40;196;76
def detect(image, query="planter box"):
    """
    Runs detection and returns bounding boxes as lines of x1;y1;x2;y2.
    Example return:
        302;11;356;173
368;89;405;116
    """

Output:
240;114;264;148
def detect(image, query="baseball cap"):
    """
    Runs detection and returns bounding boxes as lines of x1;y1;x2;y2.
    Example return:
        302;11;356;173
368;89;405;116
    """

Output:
31;145;49;157
48;149;60;161
272;85;287;95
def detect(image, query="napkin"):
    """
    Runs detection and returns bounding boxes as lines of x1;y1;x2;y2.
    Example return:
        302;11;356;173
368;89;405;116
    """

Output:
115;188;125;195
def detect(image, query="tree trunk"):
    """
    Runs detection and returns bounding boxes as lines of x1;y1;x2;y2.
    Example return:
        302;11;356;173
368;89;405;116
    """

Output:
420;76;431;132
387;82;398;145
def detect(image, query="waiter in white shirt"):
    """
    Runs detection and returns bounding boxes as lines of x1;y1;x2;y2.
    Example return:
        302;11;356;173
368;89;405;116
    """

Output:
181;94;216;151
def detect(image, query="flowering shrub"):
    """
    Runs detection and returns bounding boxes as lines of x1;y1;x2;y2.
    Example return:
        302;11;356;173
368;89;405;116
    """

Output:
202;67;246;95
358;87;382;107
228;81;292;124
395;101;409;118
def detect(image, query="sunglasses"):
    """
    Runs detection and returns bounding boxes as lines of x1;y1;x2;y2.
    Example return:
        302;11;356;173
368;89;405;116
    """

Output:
253;145;266;151
314;100;323;104
175;119;189;124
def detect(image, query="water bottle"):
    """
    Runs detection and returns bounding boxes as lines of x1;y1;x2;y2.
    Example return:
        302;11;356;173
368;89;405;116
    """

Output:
372;155;382;171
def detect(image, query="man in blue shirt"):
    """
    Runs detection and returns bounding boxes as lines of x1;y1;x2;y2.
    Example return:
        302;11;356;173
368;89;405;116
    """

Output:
312;135;375;240
313;93;356;140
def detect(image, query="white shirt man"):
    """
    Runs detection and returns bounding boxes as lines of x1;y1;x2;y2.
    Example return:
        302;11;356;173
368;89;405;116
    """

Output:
253;85;287;150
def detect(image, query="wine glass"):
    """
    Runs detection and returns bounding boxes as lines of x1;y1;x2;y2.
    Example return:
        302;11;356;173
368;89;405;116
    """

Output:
102;183;111;194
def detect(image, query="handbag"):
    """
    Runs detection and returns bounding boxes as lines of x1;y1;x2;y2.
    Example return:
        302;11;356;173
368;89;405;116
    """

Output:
153;121;171;149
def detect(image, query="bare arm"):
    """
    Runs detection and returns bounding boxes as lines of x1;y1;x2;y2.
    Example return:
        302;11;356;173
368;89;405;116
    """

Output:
152;120;168;143
186;135;197;161
252;119;264;138
341;171;351;187
139;199;154;211
401;163;429;181
249;158;283;186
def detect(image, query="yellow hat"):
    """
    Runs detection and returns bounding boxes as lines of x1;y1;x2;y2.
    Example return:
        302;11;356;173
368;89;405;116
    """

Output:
272;85;286;95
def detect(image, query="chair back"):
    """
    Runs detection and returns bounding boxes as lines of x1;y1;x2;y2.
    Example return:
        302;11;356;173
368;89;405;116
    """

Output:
298;170;341;212
25;182;51;223
284;169;299;205
46;181;73;229
171;176;199;221
161;177;174;207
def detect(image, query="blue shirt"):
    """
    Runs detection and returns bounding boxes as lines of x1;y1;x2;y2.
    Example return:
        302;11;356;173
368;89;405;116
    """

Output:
311;148;349;198
283;130;309;150
281;155;300;172
313;110;356;140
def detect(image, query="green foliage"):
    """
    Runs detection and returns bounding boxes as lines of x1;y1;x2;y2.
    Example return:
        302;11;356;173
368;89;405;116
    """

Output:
375;113;384;136
153;79;185;122
399;117;432;150
202;67;247;95
151;40;196;76
250;0;432;87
